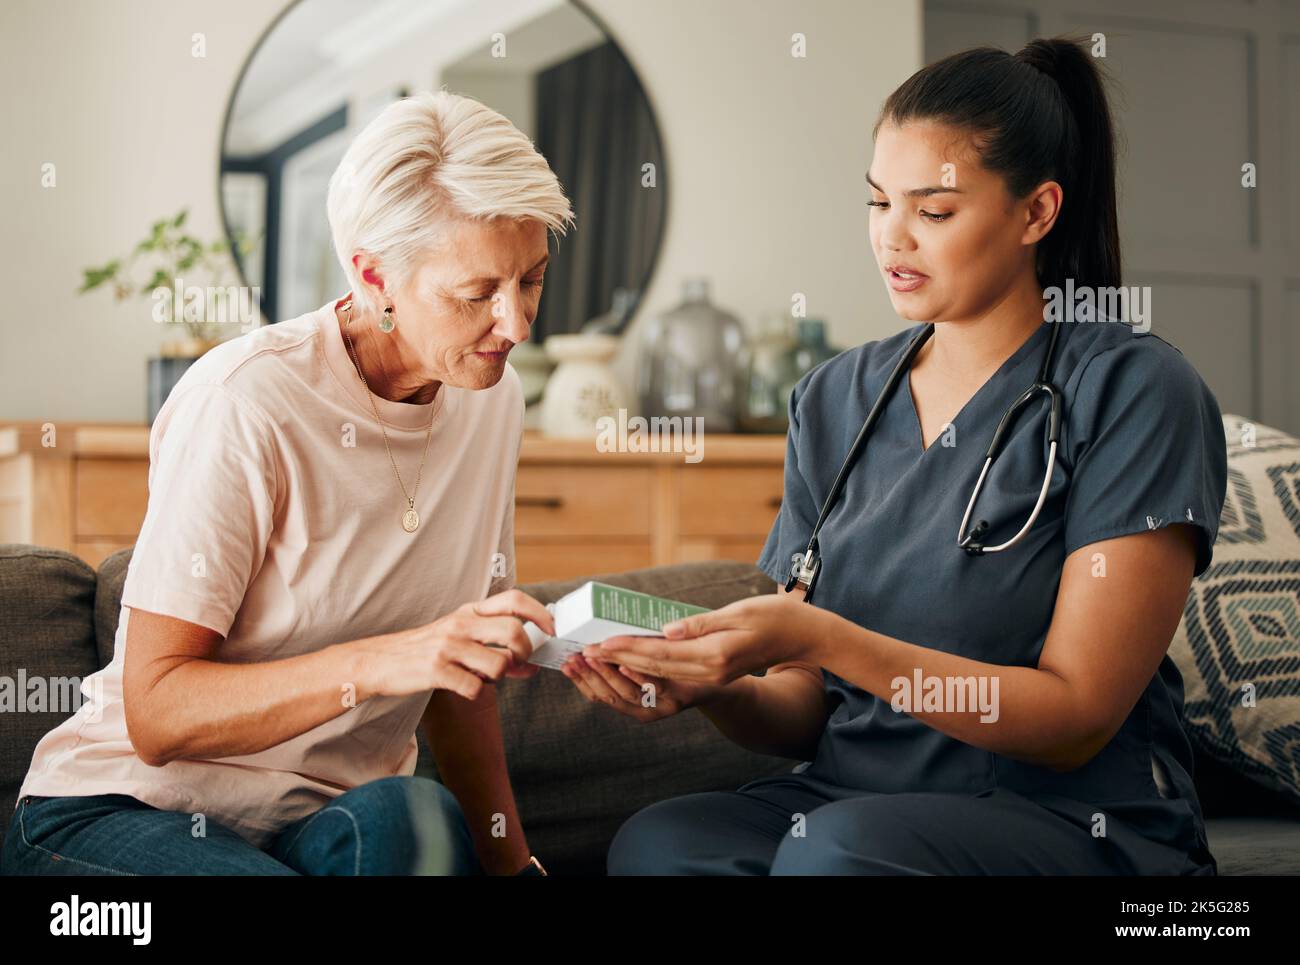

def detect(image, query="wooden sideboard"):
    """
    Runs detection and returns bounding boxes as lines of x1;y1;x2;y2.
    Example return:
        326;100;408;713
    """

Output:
0;422;787;583
0;422;153;570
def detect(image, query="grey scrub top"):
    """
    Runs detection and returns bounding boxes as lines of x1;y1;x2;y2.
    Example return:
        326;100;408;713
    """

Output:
756;310;1229;870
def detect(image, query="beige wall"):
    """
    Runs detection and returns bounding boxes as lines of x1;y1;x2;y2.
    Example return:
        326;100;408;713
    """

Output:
0;0;922;423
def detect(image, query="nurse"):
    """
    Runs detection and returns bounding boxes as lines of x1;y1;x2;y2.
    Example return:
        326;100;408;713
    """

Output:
561;37;1229;875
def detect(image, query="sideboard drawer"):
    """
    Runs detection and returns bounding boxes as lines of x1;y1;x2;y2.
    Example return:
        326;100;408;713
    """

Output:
515;541;653;584
515;465;653;538
75;459;149;537
677;467;784;537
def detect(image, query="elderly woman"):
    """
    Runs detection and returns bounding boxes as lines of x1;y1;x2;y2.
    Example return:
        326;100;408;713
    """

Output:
2;91;573;876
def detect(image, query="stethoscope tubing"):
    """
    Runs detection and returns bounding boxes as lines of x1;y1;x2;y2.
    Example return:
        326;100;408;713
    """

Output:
788;319;1064;600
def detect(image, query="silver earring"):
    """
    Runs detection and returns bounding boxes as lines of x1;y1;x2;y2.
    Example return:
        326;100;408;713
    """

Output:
378;306;395;333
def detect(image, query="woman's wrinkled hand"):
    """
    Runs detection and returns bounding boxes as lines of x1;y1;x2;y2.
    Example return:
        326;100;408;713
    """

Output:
358;589;554;701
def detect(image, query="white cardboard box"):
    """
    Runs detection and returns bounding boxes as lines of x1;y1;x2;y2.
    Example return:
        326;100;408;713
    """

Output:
523;582;710;670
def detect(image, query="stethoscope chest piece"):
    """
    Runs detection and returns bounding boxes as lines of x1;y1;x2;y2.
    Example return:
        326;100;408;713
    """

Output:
787;545;822;597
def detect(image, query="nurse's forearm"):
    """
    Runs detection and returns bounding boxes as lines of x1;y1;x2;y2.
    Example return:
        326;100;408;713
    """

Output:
807;622;1089;770
696;665;827;760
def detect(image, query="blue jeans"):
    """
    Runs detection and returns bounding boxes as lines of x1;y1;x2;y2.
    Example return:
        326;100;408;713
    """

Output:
0;776;482;875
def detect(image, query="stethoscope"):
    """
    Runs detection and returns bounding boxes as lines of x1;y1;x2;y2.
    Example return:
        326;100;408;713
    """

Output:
787;320;1063;604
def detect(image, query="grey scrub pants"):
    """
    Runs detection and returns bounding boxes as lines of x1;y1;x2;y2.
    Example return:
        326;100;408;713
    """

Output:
607;776;1214;876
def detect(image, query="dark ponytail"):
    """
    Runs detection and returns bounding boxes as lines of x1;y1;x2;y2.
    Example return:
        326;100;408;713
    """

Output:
877;36;1121;295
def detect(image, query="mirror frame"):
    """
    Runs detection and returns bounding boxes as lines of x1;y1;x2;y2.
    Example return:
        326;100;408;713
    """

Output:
216;0;670;329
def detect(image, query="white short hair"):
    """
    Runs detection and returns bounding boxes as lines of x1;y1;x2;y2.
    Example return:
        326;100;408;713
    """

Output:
326;89;575;313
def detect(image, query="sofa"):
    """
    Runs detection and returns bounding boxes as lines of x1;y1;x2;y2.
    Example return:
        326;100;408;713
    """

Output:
2;544;1299;875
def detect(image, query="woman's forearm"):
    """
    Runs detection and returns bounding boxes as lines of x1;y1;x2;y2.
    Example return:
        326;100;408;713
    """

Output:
125;631;382;766
808;619;1091;770
696;665;828;760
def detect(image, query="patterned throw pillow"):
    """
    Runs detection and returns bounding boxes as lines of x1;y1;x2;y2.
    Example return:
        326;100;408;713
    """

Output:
1170;414;1300;806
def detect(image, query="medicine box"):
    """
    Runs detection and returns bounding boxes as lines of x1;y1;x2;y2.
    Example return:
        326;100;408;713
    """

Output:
522;582;710;670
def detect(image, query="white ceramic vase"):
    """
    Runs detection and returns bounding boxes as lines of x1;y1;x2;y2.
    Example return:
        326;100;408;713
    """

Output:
540;333;629;438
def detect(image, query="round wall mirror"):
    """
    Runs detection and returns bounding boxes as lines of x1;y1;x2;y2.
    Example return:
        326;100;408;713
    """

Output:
219;0;667;342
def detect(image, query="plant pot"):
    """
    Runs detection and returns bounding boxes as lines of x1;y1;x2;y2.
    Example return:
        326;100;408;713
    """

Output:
148;335;226;423
160;336;223;358
147;356;200;424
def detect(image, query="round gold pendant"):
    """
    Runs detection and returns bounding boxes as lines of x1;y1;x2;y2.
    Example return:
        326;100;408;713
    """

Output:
402;508;420;532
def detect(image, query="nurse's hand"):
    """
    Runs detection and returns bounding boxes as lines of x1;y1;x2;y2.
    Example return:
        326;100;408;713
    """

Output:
582;593;827;686
560;656;719;721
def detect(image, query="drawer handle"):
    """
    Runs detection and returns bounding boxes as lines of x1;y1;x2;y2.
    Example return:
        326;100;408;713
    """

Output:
517;495;565;509
768;496;783;508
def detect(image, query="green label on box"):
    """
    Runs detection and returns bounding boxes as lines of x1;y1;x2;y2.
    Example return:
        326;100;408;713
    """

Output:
590;582;710;631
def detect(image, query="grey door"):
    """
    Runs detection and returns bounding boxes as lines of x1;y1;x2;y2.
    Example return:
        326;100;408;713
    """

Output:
924;0;1300;434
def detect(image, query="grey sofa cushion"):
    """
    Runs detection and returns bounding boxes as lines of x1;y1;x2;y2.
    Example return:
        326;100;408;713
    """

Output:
1206;817;1300;875
94;550;796;875
1193;742;1300;820
0;545;101;851
1170;414;1300;807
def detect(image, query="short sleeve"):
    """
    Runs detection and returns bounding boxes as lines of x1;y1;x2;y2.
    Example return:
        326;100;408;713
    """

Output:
120;382;279;636
487;399;524;597
487;471;517;597
757;375;822;586
1062;340;1228;577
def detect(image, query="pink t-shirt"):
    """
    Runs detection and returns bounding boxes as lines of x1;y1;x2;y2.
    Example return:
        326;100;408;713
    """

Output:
19;294;522;846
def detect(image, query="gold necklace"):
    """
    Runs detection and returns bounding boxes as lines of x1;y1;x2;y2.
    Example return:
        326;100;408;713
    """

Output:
339;296;439;533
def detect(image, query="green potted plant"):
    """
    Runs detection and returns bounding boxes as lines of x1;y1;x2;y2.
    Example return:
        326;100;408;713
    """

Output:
78;209;261;421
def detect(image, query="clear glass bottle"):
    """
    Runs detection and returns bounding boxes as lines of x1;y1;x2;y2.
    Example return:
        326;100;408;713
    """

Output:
777;318;839;402
636;279;746;432
737;312;797;433
581;288;638;336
